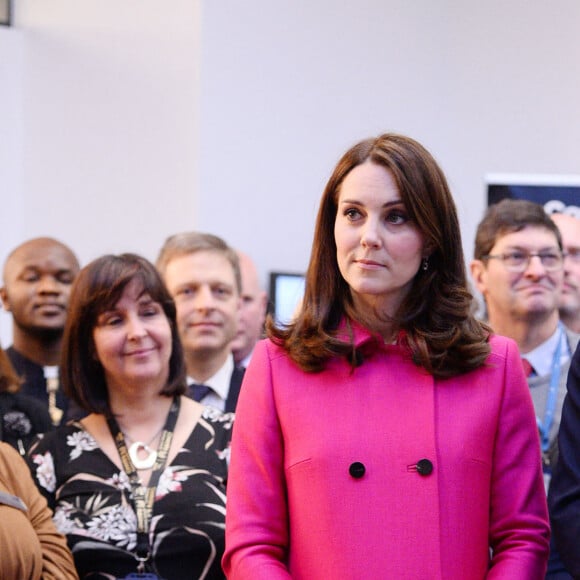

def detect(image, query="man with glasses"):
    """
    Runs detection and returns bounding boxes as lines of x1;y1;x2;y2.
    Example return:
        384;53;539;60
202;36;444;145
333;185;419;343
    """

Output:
471;198;579;579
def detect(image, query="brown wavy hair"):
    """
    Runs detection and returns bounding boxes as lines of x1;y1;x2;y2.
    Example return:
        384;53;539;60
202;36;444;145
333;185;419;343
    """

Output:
61;253;186;415
268;133;490;377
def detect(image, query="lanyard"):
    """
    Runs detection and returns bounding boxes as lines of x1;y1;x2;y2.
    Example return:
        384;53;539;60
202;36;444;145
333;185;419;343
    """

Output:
107;396;180;572
537;325;566;453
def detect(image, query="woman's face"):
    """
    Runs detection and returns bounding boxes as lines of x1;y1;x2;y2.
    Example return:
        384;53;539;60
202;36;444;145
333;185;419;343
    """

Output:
92;278;172;393
334;161;426;322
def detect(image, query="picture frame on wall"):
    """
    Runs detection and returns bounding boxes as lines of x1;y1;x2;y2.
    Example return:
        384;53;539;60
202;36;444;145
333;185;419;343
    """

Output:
486;173;580;217
0;0;10;26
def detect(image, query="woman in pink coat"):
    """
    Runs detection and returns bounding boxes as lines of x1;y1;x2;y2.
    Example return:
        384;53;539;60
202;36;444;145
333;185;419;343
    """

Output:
222;134;549;579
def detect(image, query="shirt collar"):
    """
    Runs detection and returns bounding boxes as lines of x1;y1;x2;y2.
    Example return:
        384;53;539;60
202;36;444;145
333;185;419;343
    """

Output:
523;325;568;377
187;355;234;402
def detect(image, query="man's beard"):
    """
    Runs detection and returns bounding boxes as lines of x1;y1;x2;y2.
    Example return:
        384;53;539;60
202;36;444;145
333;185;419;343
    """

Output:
17;322;64;343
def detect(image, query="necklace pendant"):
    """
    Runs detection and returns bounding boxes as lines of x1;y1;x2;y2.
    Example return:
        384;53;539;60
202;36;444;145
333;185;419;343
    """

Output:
128;441;158;470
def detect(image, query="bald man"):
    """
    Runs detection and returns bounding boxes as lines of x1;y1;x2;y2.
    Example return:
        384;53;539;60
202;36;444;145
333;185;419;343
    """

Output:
231;251;268;368
552;212;580;333
0;237;81;426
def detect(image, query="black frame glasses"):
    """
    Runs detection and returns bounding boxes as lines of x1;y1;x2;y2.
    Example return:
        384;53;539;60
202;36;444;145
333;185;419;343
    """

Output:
482;251;564;272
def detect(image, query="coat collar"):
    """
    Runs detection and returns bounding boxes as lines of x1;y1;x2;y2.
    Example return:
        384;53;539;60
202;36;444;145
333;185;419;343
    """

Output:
334;317;405;350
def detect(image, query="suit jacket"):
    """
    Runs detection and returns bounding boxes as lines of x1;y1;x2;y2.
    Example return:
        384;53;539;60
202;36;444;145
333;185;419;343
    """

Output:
187;365;245;413
548;342;580;577
223;328;549;580
5;347;79;426
225;365;244;413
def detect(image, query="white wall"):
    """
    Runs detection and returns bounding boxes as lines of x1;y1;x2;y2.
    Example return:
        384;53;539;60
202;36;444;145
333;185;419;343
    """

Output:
0;26;23;345
1;1;580;344
8;0;202;266
1;0;202;344
198;1;452;274
199;1;580;281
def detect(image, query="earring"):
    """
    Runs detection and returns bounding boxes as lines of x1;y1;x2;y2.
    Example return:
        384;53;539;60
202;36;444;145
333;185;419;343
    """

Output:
422;257;429;271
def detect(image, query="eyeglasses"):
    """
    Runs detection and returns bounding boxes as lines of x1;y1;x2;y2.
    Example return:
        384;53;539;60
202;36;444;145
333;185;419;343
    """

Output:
482;251;564;272
564;248;580;264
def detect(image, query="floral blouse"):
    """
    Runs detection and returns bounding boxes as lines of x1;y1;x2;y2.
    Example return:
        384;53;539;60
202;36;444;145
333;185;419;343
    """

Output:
28;406;233;580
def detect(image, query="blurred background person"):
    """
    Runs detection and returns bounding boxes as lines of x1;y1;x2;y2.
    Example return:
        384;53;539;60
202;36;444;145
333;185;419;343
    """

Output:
551;212;580;334
0;344;51;455
231;250;268;369
157;232;244;412
470;199;578;579
0;440;78;579
223;134;549;579
1;237;81;426
470;200;579;486
28;253;232;579
549;343;580;578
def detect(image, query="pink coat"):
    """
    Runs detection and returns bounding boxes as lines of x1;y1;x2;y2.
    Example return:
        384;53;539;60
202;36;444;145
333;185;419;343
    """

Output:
223;329;549;579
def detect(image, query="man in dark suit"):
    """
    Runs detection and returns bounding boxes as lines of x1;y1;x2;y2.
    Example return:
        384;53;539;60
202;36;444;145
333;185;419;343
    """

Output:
157;232;243;412
231;250;268;369
549;343;580;578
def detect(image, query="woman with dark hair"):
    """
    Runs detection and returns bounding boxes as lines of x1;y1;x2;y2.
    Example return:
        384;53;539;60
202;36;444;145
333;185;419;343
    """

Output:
223;134;550;578
28;253;232;579
0;345;51;455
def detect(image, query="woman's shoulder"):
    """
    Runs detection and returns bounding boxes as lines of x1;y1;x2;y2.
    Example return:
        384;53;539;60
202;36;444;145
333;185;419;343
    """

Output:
28;419;89;457
0;441;43;501
0;441;24;471
454;333;522;381
200;406;235;433
487;334;519;360
0;442;41;506
255;337;286;357
252;337;309;369
178;396;234;438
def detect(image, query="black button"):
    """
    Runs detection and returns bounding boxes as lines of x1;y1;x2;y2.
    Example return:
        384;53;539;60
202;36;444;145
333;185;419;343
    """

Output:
349;462;366;479
416;459;433;476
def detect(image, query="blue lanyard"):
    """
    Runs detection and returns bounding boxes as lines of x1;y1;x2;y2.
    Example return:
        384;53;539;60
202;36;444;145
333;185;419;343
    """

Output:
537;324;566;453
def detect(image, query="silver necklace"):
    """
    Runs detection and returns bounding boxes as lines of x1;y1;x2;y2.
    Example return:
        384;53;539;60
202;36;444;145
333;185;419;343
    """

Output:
122;427;164;471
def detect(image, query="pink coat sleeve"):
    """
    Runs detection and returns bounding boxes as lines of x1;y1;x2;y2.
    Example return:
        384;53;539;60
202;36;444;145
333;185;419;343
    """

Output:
222;340;292;579
486;337;550;578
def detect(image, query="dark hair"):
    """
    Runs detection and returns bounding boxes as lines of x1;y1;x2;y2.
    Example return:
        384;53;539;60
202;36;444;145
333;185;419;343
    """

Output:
0;347;21;394
61;253;186;415
474;198;563;260
268;133;490;377
156;231;242;294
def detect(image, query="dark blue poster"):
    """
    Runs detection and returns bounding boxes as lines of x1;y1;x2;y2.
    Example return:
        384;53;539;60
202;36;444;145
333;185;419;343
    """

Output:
486;174;580;218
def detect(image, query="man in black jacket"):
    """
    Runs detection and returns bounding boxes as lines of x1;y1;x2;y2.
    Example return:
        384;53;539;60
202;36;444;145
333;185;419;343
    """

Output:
1;237;80;426
549;343;580;578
